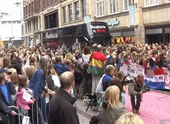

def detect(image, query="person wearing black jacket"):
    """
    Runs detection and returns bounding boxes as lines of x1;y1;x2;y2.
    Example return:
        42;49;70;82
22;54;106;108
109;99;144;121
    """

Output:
105;52;122;71
0;68;17;124
49;71;80;124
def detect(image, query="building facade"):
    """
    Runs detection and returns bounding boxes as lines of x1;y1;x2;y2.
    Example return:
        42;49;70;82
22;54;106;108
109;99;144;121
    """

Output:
0;0;23;47
23;0;170;46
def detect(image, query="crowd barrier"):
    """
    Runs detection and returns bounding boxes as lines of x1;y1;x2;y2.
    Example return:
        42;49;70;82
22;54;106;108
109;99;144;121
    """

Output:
4;94;51;124
8;106;21;124
120;63;170;89
30;94;50;124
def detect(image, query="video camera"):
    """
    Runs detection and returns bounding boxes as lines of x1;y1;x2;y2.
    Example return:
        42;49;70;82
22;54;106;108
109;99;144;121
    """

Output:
123;74;136;85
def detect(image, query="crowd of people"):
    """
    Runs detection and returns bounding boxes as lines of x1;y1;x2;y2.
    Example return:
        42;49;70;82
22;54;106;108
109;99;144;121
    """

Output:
0;42;169;124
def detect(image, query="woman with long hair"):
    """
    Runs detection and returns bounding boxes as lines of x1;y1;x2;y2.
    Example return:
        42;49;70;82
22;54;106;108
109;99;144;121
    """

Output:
29;55;49;100
47;64;60;91
28;55;50;124
98;86;126;124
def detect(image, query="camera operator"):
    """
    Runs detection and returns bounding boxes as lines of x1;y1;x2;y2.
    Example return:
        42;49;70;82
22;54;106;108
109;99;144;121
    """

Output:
128;74;145;114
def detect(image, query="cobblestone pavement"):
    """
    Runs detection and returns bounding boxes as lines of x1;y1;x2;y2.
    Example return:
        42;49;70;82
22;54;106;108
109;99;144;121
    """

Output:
76;90;170;124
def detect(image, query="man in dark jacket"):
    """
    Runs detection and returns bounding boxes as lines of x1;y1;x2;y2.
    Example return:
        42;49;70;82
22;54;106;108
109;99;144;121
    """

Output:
49;71;80;124
102;65;117;91
105;51;122;71
0;68;17;124
128;74;145;114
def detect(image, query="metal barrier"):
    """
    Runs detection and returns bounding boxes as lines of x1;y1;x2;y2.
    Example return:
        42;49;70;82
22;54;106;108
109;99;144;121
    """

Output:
8;106;20;124
30;94;51;124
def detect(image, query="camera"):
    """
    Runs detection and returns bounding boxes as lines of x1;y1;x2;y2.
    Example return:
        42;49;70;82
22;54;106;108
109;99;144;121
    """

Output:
142;85;150;93
123;75;136;85
43;86;49;93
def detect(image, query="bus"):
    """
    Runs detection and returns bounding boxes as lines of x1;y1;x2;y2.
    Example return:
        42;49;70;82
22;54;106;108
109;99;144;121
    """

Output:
43;22;111;51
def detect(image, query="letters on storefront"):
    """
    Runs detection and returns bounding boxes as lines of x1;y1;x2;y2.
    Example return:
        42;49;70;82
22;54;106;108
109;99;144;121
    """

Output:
106;18;120;27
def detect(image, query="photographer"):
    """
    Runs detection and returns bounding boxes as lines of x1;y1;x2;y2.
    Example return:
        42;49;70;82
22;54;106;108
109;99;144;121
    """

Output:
128;74;145;114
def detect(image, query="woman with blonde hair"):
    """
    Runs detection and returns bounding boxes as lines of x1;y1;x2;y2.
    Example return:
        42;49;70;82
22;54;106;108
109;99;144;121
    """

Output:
65;53;73;61
98;86;126;124
47;64;60;90
116;112;144;124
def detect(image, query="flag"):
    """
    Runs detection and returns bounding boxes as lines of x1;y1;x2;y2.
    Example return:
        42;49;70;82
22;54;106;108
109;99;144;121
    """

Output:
88;52;106;76
145;68;165;89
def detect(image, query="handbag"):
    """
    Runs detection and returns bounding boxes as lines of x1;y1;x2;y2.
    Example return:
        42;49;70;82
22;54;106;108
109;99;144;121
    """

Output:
90;115;99;124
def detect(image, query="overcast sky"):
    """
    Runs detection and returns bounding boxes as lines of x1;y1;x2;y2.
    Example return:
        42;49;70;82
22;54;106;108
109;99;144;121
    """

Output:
0;0;23;21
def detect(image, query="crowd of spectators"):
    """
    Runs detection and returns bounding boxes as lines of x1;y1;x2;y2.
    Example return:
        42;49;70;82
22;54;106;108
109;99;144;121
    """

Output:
1;42;169;124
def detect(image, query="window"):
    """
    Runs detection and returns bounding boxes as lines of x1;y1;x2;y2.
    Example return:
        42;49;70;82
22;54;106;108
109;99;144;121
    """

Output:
96;0;104;16
69;4;73;22
24;7;26;16
29;4;31;14
124;0;133;11
109;0;119;14
75;2;79;20
145;0;159;6
1;21;7;24
82;0;86;18
63;6;66;23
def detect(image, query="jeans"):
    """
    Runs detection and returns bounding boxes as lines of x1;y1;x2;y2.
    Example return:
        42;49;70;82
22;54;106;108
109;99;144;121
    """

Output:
130;94;141;110
92;75;101;94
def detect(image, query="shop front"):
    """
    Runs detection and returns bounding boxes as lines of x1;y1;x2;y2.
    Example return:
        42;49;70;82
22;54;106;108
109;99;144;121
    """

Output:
106;18;136;44
145;25;170;44
110;28;135;44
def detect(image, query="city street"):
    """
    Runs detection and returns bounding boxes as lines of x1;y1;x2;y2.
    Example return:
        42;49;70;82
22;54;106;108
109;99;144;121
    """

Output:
77;90;170;124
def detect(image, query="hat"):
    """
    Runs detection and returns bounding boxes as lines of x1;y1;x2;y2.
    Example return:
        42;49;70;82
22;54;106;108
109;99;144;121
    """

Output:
0;68;12;75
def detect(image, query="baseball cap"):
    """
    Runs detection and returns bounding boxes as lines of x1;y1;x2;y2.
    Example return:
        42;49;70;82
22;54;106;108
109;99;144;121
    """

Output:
0;68;12;75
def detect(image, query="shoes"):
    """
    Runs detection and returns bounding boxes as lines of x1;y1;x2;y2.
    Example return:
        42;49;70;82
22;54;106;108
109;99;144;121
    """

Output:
132;108;136;113
136;110;140;114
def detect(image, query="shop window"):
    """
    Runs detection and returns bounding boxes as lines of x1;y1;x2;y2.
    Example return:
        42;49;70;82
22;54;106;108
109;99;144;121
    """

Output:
63;6;66;23
145;0;159;7
124;0;133;11
75;2;79;20
69;4;73;22
109;0;119;14
96;0;104;17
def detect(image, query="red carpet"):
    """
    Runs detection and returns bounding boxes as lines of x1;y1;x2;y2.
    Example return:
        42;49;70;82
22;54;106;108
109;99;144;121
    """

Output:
125;90;170;124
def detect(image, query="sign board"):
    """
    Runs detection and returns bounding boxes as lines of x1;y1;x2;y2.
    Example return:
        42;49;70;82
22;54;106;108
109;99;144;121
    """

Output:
23;90;32;101
84;16;90;23
136;65;145;75
129;5;136;25
127;63;137;77
106;18;120;27
22;116;30;124
84;16;93;38
121;63;143;77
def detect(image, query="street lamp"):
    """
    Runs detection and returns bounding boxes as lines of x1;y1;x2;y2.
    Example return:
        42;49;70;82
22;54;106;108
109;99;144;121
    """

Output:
14;2;21;7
